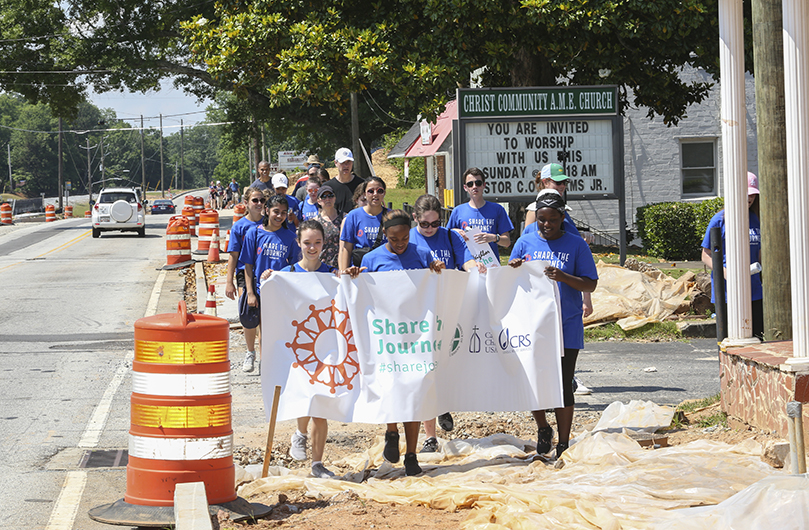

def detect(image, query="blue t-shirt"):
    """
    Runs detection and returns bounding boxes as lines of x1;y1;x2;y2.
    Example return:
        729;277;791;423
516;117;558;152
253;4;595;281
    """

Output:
522;211;581;238
408;226;470;270
282;194;301;220
340;208;387;248
299;199;320;221
280;261;335;273
510;231;598;349
447;201;514;256
227;216;263;271
240;225;300;293
229;181;238;192
361;243;432;272
700;209;762;303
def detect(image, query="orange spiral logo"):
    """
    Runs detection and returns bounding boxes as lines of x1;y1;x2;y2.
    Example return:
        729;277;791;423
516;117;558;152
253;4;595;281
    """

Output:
285;300;361;394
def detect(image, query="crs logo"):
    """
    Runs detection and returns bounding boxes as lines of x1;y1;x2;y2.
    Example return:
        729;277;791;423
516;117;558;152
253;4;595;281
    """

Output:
498;328;532;351
357;228;364;238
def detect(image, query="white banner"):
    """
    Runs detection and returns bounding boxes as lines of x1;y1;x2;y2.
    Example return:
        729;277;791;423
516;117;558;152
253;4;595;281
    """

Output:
260;261;564;423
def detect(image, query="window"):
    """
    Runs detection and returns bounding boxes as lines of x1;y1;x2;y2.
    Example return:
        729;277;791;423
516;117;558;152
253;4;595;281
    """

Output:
681;140;716;196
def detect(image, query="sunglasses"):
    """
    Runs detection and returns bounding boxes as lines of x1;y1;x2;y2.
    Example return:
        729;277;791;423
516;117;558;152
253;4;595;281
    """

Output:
250;198;266;203
366;188;385;195
319;192;335;199
418;220;441;229
465;180;484;188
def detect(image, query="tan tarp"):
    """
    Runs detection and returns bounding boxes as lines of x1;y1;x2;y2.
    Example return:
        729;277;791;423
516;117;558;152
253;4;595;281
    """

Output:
238;431;784;529
584;261;695;331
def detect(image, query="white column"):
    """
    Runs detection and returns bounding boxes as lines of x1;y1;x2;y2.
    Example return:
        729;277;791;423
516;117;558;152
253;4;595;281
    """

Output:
719;0;755;343
784;0;809;367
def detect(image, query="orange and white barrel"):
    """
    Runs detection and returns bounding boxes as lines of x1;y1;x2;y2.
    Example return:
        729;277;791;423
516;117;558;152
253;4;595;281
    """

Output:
65;205;73;218
126;301;234;507
192;196;204;227
165;216;192;266
84;210;91;218
232;203;246;224
45;204;56;222
0;203;11;225
182;206;197;237
196;209;219;254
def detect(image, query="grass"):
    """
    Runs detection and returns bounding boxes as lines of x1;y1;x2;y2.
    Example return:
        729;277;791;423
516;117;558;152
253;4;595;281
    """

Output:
677;393;721;413
584;321;684;342
667;394;727;430
385;188;422;210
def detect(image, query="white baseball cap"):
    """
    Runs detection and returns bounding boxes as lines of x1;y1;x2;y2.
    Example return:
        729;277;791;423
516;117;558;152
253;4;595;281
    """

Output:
335;147;354;163
271;173;289;188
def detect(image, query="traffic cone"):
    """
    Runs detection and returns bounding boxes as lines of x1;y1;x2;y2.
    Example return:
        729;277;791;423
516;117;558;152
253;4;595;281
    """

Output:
204;284;217;316
207;228;221;263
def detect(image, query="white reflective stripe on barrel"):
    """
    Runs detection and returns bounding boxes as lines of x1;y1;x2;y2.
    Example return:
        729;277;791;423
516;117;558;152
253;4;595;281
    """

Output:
132;371;230;396
129;434;232;460
166;234;190;240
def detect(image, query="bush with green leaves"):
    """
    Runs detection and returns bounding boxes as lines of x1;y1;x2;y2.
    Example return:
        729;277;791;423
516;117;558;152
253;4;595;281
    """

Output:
382;128;426;189
637;198;725;260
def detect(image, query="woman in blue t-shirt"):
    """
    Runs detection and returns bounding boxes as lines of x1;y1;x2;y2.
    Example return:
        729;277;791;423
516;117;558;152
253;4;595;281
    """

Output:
240;195;300;372
299;176;322;221
260;219;337;479
338;177;387;270
509;193;598;459
225;186;267;372
346;209;444;476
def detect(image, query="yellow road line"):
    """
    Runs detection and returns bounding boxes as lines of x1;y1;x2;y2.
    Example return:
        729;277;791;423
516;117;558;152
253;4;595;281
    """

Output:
0;228;91;273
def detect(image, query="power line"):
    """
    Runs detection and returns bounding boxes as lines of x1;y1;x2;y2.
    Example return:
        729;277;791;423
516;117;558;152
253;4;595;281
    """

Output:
0;120;232;135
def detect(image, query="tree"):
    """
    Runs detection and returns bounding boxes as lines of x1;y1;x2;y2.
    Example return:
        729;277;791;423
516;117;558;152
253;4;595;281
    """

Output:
184;0;729;125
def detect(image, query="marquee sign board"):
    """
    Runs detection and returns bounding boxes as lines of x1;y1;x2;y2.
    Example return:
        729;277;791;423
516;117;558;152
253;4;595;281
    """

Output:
453;86;623;202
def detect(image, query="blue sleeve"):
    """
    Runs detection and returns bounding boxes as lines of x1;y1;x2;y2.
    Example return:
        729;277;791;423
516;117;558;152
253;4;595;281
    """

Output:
702;213;722;249
495;204;514;234
240;227;257;269
449;229;470;267
340;211;356;243
446;207;461;230
288;238;301;265
509;238;525;261
417;246;433;268
573;237;598;280
227;221;241;253
563;212;581;238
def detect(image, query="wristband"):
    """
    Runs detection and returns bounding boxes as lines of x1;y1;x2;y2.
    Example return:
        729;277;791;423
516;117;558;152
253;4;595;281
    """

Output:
495;234;501;243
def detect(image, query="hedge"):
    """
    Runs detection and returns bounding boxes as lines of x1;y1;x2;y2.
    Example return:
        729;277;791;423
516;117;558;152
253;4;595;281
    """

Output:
637;198;725;260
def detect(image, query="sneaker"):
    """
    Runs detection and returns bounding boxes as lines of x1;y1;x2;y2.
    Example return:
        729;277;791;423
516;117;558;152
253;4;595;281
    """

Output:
556;442;569;459
536;425;554;455
420;437;439;453
311;462;335;479
404;452;422;476
573;376;592;395
437;412;454;432
383;431;400;463
289;431;308;461
242;351;255;373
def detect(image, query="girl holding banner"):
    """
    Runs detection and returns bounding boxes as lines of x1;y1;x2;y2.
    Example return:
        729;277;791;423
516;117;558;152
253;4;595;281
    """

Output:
508;192;598;459
351;209;445;476
260;220;338;479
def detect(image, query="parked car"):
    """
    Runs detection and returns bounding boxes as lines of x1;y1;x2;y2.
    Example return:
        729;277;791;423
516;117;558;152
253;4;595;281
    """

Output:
91;187;146;238
150;199;176;215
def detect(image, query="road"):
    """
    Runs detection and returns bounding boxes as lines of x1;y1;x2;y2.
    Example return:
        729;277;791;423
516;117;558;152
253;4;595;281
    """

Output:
0;211;177;530
0;207;721;529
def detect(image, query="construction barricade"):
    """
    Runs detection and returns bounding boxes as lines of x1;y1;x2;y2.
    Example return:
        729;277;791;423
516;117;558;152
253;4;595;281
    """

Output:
45;204;56;222
163;216;193;269
1;203;11;225
182;206;197;237
232;203;246;224
194;209;219;255
192;196;204;228
65;205;73;218
84;210;91;218
88;301;269;526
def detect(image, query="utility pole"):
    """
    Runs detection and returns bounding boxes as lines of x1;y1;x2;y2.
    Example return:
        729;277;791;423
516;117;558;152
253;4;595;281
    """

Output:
58;118;63;211
180;119;185;190
7;144;11;191
350;92;364;178
100;136;105;188
753;0;791;340
86;137;93;204
140;115;146;194
159;114;165;198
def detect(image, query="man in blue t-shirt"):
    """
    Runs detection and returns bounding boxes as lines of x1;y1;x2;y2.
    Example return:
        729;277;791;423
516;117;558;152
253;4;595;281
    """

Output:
447;167;514;260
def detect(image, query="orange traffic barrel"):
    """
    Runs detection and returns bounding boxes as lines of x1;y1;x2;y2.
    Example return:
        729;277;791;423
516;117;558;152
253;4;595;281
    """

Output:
65;205;73;218
182;206;196;236
192;196;204;227
84;210;91;218
233;203;246;224
195;209;219;255
1;203;11;225
45;204;56;222
183;195;195;212
164;216;193;268
126;301;234;506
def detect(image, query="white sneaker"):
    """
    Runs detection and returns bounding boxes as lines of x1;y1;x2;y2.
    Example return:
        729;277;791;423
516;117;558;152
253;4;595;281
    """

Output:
311;462;335;479
289;431;308;461
573;376;592;395
242;351;255;373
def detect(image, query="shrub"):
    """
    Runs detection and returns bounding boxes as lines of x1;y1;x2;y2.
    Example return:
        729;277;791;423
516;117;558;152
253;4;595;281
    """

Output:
637;198;726;260
695;197;725;241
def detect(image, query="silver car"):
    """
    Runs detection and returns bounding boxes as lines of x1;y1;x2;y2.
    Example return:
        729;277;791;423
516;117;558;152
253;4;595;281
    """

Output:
91;188;146;238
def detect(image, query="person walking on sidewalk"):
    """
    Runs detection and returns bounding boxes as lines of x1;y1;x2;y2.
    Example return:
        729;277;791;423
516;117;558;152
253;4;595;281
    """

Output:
260;220;337;479
225;187;266;372
509;192;598;459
